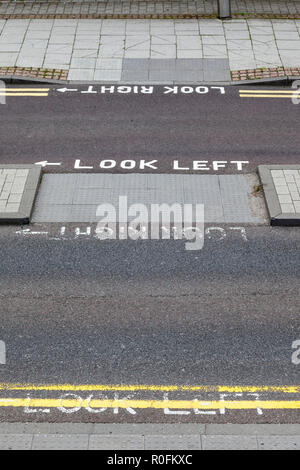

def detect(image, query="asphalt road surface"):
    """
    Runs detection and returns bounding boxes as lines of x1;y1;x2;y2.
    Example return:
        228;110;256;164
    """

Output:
0;82;299;424
0;225;299;423
0;84;299;173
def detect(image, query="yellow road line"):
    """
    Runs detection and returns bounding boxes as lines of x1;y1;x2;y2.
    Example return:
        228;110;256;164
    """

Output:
0;88;49;91
239;90;300;94
0;398;299;410
239;94;300;98
0;383;299;393
0;93;48;96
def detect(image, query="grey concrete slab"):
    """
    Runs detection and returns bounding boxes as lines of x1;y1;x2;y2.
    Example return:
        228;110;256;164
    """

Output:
121;69;149;81
149;58;176;70
259;165;300;226
92;424;206;435
24;422;94;434
204;68;231;81
206;424;300;435
175;59;204;71
0;434;33;450
145;434;201;450
32;433;89;450
122;58;149;69
89;434;144;450
0;423;25;434
258;436;300;450
175;70;205;81
0;165;41;224
202;435;258;450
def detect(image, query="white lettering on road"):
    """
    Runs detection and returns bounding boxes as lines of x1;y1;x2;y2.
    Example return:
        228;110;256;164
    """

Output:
71;160;249;171
20;391;267;416
292;340;300;365
15;226;248;242
57;86;225;95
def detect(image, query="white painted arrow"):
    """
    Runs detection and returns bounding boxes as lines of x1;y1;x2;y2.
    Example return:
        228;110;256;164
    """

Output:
35;161;62;167
15;229;48;236
56;87;78;93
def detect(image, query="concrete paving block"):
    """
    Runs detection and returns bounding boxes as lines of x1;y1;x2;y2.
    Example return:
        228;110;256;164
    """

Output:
89;434;144;450
259;165;300;225
0;423;25;434
145;434;201;450
70;57;96;69
202;435;258;450
94;69;122;81
149;69;176;81
175;59;204;70
121;69;149;81
206;424;300;435
0;165;41;224
32;434;89;450
24;423;94;435
258;436;300;450
68;68;95;81
174;70;204;82
0;434;33;450
92;423;206;435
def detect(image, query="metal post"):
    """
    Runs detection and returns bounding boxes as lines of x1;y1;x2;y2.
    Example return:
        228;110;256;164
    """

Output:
217;0;232;19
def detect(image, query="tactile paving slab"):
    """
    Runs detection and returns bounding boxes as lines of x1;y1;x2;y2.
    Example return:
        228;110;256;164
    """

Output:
259;165;300;226
0;165;42;224
31;173;262;224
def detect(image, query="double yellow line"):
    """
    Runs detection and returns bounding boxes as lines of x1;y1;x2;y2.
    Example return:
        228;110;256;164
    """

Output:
0;88;49;97
0;398;299;410
239;89;300;98
0;383;299;411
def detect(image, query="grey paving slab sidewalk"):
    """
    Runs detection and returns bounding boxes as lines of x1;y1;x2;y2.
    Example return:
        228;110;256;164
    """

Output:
0;423;300;450
0;164;41;223
31;173;264;223
0;18;300;82
259;165;300;225
1;0;300;16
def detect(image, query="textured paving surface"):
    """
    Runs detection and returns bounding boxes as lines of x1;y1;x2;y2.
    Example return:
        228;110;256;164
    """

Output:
121;58;230;82
0;165;41;222
1;0;300;17
259;165;300;225
0;18;300;81
31;174;262;223
272;168;300;214
0;168;29;213
0;423;300;449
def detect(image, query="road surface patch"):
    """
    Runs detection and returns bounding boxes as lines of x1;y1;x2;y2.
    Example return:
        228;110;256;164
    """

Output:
31;174;263;224
0;165;41;224
259;165;300;226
